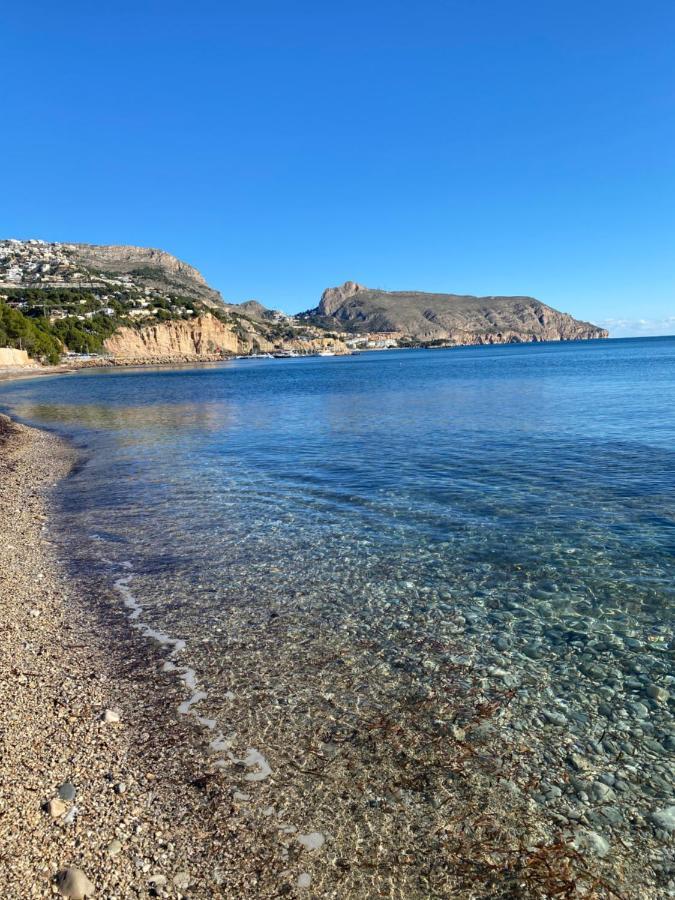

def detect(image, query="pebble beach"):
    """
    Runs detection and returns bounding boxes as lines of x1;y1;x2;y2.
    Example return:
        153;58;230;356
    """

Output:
0;414;289;898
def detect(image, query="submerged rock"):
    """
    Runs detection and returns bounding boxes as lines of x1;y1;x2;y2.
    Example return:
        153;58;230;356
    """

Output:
297;832;325;851
573;829;611;858
649;806;675;833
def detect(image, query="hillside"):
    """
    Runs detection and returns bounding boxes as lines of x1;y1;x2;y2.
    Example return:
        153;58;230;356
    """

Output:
0;239;223;306
301;281;608;344
0;240;345;362
0;241;608;364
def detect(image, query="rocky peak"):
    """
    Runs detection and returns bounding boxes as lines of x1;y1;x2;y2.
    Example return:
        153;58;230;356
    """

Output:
318;281;366;316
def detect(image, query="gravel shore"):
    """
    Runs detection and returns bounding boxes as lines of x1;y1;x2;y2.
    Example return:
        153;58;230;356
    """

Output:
0;415;285;898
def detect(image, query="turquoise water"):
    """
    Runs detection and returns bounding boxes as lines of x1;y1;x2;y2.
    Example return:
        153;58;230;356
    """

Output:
1;338;674;894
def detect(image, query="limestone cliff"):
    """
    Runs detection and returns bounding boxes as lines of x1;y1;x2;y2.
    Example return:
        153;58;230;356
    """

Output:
0;348;31;366
103;315;348;360
104;315;256;359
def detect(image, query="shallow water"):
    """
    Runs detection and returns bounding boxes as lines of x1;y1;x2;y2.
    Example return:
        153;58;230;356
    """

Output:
1;340;674;895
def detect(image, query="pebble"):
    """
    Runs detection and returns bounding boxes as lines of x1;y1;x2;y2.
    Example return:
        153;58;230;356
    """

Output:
297;832;325;851
48;798;68;818
107;839;123;857
58;782;76;801
542;709;567;726
173;872;190;890
297;873;312;888
591;781;613;801
573;829;610;858
113;782;126;794
646;684;669;702
148;873;167;888
55;867;95;899
567;753;590;772
649;806;675;833
102;708;120;724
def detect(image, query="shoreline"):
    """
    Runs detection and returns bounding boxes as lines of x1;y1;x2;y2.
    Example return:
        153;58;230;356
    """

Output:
0;409;667;898
0;414;286;898
0;334;626;384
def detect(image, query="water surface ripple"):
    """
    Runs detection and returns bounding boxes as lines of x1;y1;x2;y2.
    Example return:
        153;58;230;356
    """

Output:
1;340;673;896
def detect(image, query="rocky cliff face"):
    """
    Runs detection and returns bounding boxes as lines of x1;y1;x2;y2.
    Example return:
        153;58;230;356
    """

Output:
319;281;366;316
67;244;224;306
103;315;349;361
104;315;262;359
306;283;608;344
0;348;31;366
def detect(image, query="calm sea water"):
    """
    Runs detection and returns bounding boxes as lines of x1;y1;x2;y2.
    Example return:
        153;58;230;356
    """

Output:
1;338;673;894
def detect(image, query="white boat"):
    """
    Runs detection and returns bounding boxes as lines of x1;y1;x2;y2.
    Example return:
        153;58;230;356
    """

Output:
318;349;336;356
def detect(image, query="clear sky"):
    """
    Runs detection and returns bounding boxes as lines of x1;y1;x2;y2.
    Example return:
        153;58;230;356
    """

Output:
2;1;674;335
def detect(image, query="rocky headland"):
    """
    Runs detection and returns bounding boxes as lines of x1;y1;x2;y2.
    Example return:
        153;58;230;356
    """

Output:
301;281;609;344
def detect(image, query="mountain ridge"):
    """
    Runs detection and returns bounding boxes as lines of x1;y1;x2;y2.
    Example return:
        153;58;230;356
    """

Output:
301;281;608;344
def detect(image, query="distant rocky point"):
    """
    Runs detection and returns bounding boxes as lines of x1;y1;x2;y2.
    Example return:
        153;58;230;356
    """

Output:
301;281;608;344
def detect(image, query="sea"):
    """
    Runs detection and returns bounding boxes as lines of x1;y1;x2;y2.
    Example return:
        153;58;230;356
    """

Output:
1;337;673;895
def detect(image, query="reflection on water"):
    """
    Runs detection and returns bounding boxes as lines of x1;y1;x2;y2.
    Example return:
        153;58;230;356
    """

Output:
16;400;235;435
1;341;673;896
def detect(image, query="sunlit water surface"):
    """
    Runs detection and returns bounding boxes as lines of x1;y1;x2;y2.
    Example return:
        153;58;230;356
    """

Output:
2;340;673;894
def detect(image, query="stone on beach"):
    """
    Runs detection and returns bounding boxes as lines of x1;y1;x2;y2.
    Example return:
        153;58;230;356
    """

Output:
106;838;122;856
55;867;95;898
58;782;77;801
649;807;675;833
173;871;191;890
48;798;68;818
101;708;120;724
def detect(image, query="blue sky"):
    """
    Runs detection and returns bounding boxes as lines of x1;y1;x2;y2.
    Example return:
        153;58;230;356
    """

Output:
2;1;673;334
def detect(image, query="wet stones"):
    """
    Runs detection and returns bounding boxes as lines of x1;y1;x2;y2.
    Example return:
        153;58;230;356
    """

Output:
649;806;675;834
573;828;611;858
542;709;567;726
646;684;669;703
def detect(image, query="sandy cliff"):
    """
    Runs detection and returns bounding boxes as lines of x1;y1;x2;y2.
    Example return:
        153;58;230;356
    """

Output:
103;315;348;360
0;347;31;366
